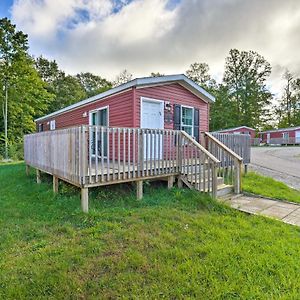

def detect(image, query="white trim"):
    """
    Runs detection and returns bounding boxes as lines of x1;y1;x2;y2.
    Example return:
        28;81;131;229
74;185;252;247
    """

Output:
50;120;56;130
181;105;194;137
89;105;109;126
140;97;164;129
35;74;215;122
215;126;255;133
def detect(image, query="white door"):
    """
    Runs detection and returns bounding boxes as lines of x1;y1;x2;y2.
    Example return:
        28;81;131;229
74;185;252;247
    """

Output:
267;133;270;144
141;98;164;160
296;131;300;143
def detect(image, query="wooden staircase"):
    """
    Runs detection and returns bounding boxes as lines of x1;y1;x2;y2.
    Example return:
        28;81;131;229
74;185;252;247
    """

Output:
179;131;243;198
180;167;233;197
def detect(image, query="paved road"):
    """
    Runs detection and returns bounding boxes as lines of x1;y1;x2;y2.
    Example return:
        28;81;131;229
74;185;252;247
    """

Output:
249;147;300;190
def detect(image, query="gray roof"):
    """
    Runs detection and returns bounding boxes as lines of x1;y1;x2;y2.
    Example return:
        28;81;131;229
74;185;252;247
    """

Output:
213;126;255;133
259;126;300;133
35;74;215;122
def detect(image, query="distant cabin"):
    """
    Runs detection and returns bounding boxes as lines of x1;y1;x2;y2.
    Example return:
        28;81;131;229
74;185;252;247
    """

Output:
213;126;256;139
259;126;300;144
35;74;215;142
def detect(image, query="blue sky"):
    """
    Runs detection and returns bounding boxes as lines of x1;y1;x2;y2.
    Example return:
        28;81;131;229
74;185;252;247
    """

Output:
0;0;13;18
1;0;300;95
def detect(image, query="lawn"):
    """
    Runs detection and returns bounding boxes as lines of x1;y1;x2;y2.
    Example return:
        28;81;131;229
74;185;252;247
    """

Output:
1;163;300;299
243;171;300;203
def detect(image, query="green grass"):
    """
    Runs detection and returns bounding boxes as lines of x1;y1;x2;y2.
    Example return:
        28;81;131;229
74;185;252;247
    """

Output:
1;163;300;299
243;171;300;203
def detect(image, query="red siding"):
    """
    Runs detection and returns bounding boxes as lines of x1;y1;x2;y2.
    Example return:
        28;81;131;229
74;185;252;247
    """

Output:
260;129;298;142
135;83;209;132
37;89;134;130
37;83;210;134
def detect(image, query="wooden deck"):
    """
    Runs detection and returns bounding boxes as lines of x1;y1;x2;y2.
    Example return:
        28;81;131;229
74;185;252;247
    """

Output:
24;126;243;212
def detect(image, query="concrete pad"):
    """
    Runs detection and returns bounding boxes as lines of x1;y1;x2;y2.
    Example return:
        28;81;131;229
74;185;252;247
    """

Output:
282;216;300;226
287;207;300;217
259;205;297;220
220;194;300;226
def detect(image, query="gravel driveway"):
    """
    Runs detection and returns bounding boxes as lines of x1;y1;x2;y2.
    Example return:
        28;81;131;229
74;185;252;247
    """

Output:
249;147;300;190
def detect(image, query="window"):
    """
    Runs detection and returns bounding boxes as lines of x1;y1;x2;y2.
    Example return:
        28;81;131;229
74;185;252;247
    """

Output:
282;132;289;140
181;106;194;136
38;123;43;132
50;120;56;130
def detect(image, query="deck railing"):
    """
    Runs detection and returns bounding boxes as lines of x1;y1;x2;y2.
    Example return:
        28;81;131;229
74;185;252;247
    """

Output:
205;132;243;193
24;127;82;185
266;137;300;145
24;126;243;198
180;131;220;198
84;126;181;186
210;132;250;164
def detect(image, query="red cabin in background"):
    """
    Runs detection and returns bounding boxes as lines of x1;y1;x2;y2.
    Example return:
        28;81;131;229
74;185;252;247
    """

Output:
35;74;215;143
212;126;256;139
259;126;300;144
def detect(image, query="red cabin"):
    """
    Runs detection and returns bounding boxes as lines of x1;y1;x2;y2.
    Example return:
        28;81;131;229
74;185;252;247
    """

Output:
259;127;300;145
35;74;215;141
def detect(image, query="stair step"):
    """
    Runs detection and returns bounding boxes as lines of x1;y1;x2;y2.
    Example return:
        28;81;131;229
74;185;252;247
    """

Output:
186;176;224;186
216;184;233;197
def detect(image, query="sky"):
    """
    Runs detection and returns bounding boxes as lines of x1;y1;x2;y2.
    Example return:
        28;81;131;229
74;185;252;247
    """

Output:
1;0;300;95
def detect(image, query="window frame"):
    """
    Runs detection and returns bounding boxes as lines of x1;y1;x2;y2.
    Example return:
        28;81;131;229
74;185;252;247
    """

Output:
282;132;289;140
50;120;56;130
180;105;194;137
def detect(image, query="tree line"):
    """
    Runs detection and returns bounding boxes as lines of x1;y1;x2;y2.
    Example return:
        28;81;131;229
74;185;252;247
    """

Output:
0;17;300;159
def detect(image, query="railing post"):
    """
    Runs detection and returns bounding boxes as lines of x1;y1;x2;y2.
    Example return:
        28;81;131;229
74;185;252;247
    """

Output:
81;125;87;186
234;158;242;194
139;130;144;177
177;132;182;173
177;133;183;187
212;162;218;199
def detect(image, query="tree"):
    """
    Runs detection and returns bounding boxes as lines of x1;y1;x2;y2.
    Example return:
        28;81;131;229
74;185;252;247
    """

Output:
150;72;165;77
0;18;51;159
222;49;272;129
186;62;216;89
275;70;300;128
113;69;132;87
0;18;28;158
35;56;60;84
49;74;86;112
35;57;88;112
76;72;111;97
210;84;235;131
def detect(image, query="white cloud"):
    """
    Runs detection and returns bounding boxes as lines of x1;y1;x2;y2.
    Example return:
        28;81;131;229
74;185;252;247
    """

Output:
10;0;300;94
11;0;112;38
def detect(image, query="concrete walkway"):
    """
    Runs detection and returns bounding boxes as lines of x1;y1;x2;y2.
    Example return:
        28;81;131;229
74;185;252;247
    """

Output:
222;195;300;226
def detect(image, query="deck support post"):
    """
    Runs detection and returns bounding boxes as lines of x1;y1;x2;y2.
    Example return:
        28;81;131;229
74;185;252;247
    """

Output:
26;165;30;176
36;169;41;184
167;175;174;189
136;180;143;200
177;175;183;188
53;176;59;193
81;187;89;213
